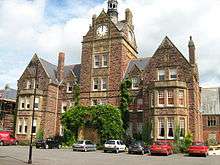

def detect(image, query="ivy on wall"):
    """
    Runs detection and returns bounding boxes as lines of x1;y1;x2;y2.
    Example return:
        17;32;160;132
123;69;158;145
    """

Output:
61;105;124;144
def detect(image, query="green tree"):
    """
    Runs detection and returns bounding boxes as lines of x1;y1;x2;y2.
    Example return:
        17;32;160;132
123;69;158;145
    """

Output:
142;119;152;145
73;84;80;106
119;79;132;130
36;129;44;140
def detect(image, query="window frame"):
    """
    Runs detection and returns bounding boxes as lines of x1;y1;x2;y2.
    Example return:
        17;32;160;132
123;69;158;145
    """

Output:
101;78;108;91
158;118;165;139
158;69;165;81
179;90;184;106
132;77;139;89
167;90;174;106
102;54;108;67
169;68;177;80
167;118;174;139
93;78;99;91
94;55;99;68
158;91;165;106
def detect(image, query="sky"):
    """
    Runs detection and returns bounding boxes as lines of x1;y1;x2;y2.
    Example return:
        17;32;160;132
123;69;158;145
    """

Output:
0;0;220;89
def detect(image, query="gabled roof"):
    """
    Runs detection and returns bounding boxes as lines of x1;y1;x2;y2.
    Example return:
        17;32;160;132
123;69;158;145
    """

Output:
64;64;81;82
155;36;191;66
125;57;151;77
39;57;58;84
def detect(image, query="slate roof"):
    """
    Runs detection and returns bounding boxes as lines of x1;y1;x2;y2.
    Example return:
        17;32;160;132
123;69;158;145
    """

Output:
201;87;220;115
38;57;81;84
125;57;151;77
0;88;17;101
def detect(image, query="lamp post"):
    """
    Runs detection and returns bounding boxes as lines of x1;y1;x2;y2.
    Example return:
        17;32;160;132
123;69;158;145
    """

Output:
28;60;39;164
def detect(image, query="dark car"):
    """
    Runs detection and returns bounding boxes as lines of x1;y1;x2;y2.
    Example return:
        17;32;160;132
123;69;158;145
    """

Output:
128;141;150;155
36;138;62;149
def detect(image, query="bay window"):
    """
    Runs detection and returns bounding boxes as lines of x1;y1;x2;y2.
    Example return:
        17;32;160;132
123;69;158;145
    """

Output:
179;90;184;106
180;118;185;138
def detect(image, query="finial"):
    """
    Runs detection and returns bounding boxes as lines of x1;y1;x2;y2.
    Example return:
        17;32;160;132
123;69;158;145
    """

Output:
188;36;195;47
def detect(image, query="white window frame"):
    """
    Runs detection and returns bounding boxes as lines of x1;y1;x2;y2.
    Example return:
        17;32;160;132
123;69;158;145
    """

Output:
20;97;25;110
101;78;107;91
169;68;177;80
34;98;39;110
158;69;165;81
23;119;28;134
61;102;67;113
132;77;139;89
94;55;99;68
32;119;37;135
66;83;73;93
158;118;165;139
158;91;165;107
18;119;23;134
102;54;108;67
167;118;174;139
26;97;30;109
93;78;99;91
167;90;174;106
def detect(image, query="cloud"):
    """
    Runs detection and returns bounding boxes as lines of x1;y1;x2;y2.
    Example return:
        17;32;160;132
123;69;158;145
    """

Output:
0;0;220;89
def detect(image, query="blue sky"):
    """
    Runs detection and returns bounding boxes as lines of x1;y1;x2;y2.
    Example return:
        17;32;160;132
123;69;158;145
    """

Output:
0;0;220;89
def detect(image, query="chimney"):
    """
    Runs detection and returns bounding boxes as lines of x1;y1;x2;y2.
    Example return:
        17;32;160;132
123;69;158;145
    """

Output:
188;36;196;64
57;52;65;82
125;8;133;26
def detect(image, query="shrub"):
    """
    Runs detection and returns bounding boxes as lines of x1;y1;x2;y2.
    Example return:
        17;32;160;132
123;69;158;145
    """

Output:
36;129;44;140
208;138;217;146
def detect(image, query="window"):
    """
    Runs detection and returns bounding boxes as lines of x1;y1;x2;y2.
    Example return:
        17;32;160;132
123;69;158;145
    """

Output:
94;55;99;68
20;98;25;109
62;102;67;113
66;83;73;93
93;78;99;91
168;118;174;138
159;118;165;138
26;98;30;109
170;69;177;80
24;119;28;134
102;54;108;67
26;81;32;89
101;78;108;90
132;77;139;89
168;90;174;105
34;98;39;110
208;116;216;127
158;91;165;106
18;119;23;134
32;119;37;134
158;69;165;81
179;90;184;106
180;118;185;138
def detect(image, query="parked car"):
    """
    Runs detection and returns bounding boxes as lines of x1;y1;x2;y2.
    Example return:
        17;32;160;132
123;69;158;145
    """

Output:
208;145;220;155
150;140;173;156
128;140;150;155
188;142;209;157
0;131;18;146
72;140;96;152
36;138;62;149
104;140;126;153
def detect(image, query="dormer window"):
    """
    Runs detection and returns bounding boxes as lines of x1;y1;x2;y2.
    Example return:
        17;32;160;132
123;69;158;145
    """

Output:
67;83;73;93
132;77;139;89
158;69;165;81
170;68;177;80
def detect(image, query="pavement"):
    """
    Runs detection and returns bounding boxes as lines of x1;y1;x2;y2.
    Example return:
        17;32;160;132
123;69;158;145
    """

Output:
0;146;220;165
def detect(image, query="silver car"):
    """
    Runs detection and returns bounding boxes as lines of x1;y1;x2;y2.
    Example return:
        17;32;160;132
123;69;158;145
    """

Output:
72;140;96;152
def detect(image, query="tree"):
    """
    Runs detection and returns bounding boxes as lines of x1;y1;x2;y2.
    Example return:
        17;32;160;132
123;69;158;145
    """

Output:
142;119;152;145
73;84;80;106
36;129;44;140
119;79;132;130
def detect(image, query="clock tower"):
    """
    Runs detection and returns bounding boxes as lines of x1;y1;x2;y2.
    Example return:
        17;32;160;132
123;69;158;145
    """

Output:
80;0;138;106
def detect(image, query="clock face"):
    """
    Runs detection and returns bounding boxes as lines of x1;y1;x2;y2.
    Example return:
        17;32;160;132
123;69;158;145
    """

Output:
97;25;108;37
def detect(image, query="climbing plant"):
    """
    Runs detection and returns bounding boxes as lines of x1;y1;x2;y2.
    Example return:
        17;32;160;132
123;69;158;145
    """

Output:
73;84;80;106
119;79;132;130
61;105;124;144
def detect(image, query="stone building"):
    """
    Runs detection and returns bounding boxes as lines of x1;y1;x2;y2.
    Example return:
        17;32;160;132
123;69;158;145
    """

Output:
16;0;203;142
0;86;17;132
201;88;220;144
16;53;80;142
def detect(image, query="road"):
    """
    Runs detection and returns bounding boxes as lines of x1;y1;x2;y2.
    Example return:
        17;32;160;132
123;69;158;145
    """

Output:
0;146;219;165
